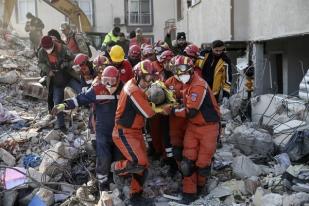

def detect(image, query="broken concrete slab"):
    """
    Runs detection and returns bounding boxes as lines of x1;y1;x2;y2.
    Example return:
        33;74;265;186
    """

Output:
232;155;262;179
274;120;307;134
0;148;16;166
251;94;307;126
228;124;274;156
252;187;268;206
283;192;309;206
261;193;283;206
221;179;248;196
43;130;62;143
208;185;232;198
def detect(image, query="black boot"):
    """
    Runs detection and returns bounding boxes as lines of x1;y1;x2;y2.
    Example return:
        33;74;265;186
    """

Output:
179;193;197;205
126;193;155;206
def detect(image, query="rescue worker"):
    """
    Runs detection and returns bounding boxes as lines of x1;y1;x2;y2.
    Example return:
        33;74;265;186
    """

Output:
129;28;150;47
184;44;203;76
141;44;156;61
164;55;188;168
101;26;120;52
117;32;130;56
201;40;232;103
172;55;220;204
165;26;189;55
127;45;141;68
93;55;110;76
60;22;89;55
38;36;82;132
111;60;171;206
51;66;123;195
154;40;170;60
109;45;133;83
72;53;96;91
25;12;44;52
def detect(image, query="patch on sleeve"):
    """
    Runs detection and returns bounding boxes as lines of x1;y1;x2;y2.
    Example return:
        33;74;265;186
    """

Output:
191;93;198;102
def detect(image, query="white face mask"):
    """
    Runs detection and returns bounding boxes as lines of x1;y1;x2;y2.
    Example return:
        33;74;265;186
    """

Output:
106;86;117;94
178;74;190;84
45;45;54;54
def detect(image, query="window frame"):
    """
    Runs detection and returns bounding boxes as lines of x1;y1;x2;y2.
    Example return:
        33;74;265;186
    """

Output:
127;0;152;26
16;0;37;24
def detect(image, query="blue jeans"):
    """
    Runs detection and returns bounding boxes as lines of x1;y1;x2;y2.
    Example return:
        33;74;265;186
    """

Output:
53;79;82;127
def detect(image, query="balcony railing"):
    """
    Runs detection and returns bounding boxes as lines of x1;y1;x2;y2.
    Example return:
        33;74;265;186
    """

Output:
128;12;152;25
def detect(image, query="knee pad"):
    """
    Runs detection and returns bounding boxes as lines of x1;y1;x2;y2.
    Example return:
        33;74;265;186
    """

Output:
180;158;195;177
173;147;183;162
198;166;211;177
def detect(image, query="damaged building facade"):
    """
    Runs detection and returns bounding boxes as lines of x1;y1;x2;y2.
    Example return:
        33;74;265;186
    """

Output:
176;0;309;97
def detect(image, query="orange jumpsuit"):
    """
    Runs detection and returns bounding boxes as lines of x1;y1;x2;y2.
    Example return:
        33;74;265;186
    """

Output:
112;79;156;194
173;72;220;194
165;76;188;161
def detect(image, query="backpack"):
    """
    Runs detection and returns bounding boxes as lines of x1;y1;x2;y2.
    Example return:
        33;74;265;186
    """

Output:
74;32;92;57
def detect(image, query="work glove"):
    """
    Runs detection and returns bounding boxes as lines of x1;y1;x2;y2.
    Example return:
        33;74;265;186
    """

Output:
51;103;66;116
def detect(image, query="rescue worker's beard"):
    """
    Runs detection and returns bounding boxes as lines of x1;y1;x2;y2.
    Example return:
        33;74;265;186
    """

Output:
178;74;191;84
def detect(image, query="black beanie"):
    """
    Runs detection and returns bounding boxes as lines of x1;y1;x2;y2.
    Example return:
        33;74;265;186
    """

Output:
177;32;186;40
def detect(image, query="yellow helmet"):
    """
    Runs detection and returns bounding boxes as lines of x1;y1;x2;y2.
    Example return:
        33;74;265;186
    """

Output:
109;45;125;63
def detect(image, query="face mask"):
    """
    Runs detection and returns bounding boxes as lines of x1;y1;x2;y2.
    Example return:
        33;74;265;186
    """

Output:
45;45;54;54
178;74;190;84
106;85;117;94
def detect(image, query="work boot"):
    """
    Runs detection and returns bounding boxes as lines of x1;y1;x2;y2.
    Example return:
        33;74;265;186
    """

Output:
126;193;155;206
111;162;145;175
178;193;197;205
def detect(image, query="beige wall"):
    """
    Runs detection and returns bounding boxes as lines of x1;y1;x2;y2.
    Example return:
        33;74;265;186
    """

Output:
152;0;176;41
176;0;231;46
10;1;65;38
234;0;309;41
93;0;126;33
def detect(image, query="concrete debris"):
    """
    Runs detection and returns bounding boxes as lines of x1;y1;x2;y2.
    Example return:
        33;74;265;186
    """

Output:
299;69;309;101
0;70;19;84
244;176;261;195
232;155;262;179
0;35;308;206
273;119;307;134
261;193;283;206
283;192;309;206
0;148;16;166
43;129;62;143
228;123;274;156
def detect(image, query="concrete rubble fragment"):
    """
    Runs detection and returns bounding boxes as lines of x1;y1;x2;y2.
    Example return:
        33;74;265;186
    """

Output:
232;155;262;179
0;148;16;166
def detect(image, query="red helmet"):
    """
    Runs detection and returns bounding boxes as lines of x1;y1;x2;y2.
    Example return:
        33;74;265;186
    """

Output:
184;44;200;58
74;53;89;66
133;59;158;81
173;55;194;75
41;36;53;50
102;66;119;86
157;50;174;63
154;40;170;55
128;45;141;59
141;44;155;58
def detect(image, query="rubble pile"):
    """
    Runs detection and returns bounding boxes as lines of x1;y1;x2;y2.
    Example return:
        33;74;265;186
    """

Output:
0;33;309;206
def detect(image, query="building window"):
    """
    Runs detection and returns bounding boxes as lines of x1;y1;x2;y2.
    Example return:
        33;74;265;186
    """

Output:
128;0;152;25
177;0;183;21
74;0;93;25
16;0;36;24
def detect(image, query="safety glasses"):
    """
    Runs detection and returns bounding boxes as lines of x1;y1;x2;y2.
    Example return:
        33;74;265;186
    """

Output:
174;64;190;75
102;77;118;86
